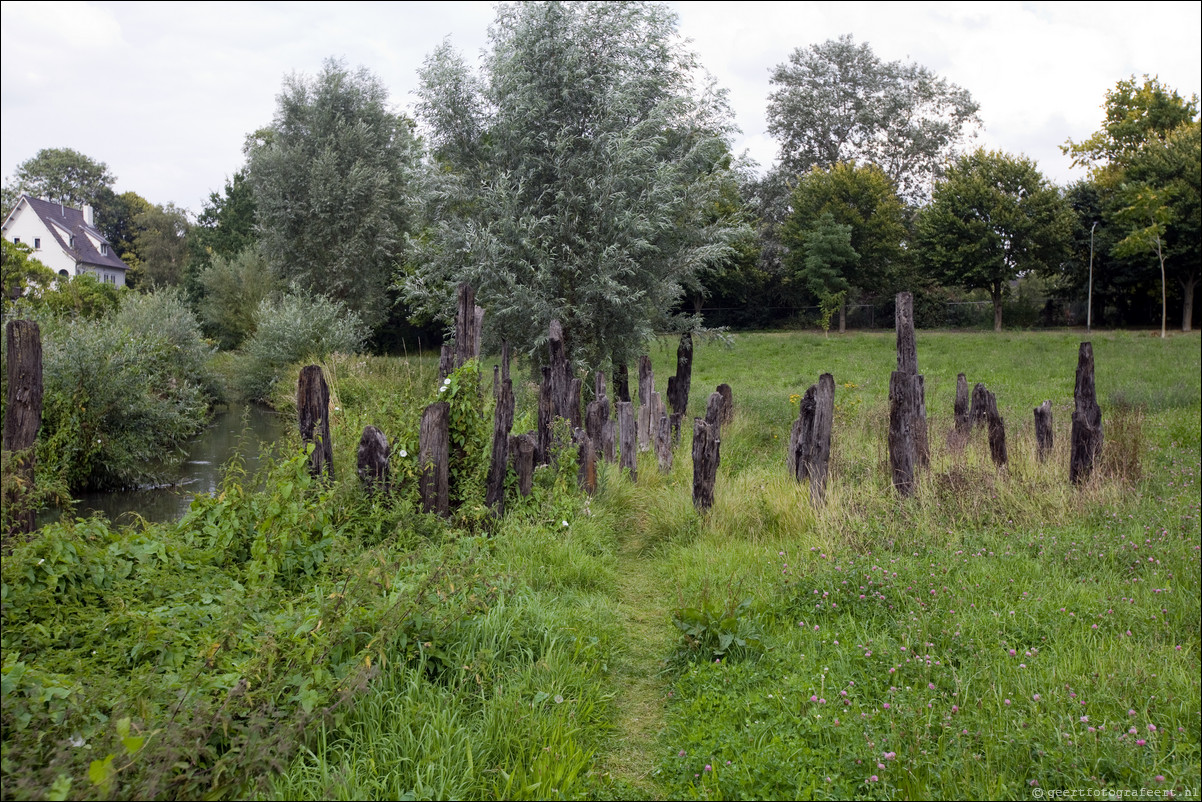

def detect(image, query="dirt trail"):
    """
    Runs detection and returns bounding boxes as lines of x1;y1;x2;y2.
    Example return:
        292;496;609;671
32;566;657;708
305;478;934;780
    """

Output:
595;529;674;798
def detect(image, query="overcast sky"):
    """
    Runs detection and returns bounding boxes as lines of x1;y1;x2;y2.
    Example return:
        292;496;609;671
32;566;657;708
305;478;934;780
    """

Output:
3;1;1199;215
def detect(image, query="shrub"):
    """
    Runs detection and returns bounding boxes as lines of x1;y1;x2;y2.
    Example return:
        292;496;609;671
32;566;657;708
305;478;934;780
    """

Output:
36;289;217;491
237;289;367;402
195;247;277;350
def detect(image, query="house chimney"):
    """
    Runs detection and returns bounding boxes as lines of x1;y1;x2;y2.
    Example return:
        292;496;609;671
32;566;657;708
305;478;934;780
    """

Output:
82;205;94;226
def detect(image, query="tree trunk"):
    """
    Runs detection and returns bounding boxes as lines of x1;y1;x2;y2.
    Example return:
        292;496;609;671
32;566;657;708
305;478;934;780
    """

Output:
839;300;847;334
1181;274;1196;333
1034;400;1053;462
419;402;450;515
297;365;333;480
356;425;390;494
1070;342;1104;485
993;283;1003;332
3;320;43;537
692;418;720;512
617;400;637;482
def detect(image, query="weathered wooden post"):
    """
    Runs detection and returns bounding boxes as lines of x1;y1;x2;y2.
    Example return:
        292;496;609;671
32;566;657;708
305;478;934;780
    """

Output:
298;365;334;480
653;414;673;473
453;283;484;368
668;331;693;418
438;345;455;381
509;433;536;497
357;425;390;494
537;366;554;465
705;390;724;428
716;383;734;426
969;382;990;430
614;361;630;403
574;428;597;494
617;400;637;482
692;416;720;512
548;320;572;418
3;320;43;536
808;373;835;505
983;389;1007;468
950;373;970;449
1034;400;1054;462
567;377;583;432
419;402;450;515
486;343;515;515
637;355;654;450
893;292;928;469
788;385;816;481
888;372;918;497
1070;342;1103;485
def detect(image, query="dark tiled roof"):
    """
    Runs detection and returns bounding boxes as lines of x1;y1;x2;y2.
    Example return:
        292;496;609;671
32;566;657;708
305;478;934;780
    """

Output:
21;194;129;271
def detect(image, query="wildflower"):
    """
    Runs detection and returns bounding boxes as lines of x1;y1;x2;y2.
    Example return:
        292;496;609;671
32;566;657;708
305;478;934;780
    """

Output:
562;520;569;527
1033;694;1041;702
1005;699;1011;706
705;765;712;772
1155;776;1166;783
869;775;879;782
1136;739;1147;746
679;751;686;757
1148;724;1157;732
951;705;959;713
399;449;408;458
443;377;451;386
1080;716;1088;722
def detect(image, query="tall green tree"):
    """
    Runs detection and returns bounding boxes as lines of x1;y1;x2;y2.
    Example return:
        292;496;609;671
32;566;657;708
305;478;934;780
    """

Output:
128;203;191;288
187;169;257;273
918;149;1073;331
798;212;856;335
247;59;420;333
781;162;908;330
767;35;981;201
196;247;277;350
4;148;116;214
403;1;745;369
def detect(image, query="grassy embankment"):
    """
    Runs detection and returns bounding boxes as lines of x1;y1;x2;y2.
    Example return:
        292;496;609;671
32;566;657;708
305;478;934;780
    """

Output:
2;330;1198;800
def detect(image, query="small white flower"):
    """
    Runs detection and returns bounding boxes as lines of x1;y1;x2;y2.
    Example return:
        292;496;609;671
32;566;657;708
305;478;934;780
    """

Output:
443;377;452;386
334;406;340;411
399;449;408;458
68;734;86;747
562;520;569;527
438;386;447;393
37;558;45;565
554;694;564;704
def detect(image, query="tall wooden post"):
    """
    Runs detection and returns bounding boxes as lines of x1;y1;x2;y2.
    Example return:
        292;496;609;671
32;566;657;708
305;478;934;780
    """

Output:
716;384;734;425
3;320;43;536
692;417;720;512
637;355;654;450
892;292;928;474
486;343;515;515
617;400;637;482
1070;342;1103;485
419;402;450;515
298;365;333;480
808;373;835;505
454;283;484;368
983;389;1008;468
668;331;693;417
1034;400;1054;462
357;425;390;494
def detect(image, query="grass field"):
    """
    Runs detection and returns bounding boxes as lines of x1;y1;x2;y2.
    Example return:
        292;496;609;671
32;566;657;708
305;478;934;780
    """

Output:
2;329;1198;800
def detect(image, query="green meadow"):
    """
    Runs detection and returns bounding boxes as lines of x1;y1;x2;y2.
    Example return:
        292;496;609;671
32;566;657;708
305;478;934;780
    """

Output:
3;330;1199;800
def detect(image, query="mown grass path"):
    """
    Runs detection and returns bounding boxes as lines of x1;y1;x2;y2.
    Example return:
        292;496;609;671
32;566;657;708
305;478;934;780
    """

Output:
594;525;674;799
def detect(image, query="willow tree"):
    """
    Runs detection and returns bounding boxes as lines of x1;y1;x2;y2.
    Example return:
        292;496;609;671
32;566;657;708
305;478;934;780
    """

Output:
402;1;745;370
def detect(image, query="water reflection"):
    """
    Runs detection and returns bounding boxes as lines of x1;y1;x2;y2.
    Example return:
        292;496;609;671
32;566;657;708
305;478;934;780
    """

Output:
38;404;289;527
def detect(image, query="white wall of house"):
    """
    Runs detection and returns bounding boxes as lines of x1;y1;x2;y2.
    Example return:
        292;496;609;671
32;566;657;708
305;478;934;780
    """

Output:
3;204;78;276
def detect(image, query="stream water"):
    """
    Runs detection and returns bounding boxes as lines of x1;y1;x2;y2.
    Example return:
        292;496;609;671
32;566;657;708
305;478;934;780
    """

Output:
37;404;290;527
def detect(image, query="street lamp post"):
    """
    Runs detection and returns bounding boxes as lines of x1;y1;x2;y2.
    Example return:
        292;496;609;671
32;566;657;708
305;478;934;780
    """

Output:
1087;221;1098;333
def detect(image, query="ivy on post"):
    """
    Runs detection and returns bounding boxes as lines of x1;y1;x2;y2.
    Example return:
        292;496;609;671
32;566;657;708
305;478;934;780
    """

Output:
2;320;43;537
297;365;333;481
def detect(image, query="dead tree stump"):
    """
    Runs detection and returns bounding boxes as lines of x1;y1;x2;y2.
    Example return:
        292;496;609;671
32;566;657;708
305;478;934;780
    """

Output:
486;358;515;515
438;345;455;381
298;365;334;481
950;373;971;450
1034;400;1053;462
1070;342;1104;485
789;385;817;481
510;433;536;497
983;389;1007;468
692;418;720;512
654;414;673;473
419;402;450;515
357;425;390;494
969;383;990;430
617;400;637;482
574;428;597;494
3;320;43;536
888;371;920;497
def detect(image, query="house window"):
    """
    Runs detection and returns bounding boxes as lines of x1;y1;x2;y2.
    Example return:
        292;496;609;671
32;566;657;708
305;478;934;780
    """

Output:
34;238;41;249
12;237;18;244
100;243;108;256
68;235;75;248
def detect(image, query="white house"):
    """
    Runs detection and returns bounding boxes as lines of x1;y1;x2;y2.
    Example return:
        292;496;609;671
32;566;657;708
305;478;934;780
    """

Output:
2;194;130;287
